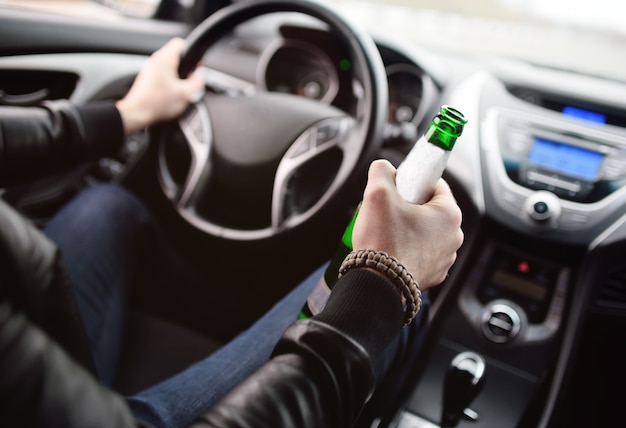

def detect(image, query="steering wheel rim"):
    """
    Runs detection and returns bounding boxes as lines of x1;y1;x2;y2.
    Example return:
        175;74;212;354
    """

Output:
156;0;388;241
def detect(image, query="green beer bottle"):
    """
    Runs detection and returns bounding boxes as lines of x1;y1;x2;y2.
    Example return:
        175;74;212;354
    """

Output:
299;105;467;318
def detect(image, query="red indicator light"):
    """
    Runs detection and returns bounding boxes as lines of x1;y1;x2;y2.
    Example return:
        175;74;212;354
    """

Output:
517;261;530;274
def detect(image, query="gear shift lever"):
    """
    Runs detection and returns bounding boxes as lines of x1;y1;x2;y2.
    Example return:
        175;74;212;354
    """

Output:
440;351;486;428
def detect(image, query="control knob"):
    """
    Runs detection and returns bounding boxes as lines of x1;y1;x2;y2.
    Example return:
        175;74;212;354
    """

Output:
524;190;561;224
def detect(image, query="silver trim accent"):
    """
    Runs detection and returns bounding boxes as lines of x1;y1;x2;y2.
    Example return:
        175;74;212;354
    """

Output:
463;407;480;422
481;301;522;343
157;102;213;205
451;351;486;381
177;104;213;208
0;52;146;104
459;242;570;345
525;171;582;193
590;208;626;249
272;116;355;228
397;411;441;428
197;66;257;96
524;190;562;224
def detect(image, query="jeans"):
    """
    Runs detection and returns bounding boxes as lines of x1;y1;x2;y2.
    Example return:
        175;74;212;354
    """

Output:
44;184;429;428
44;184;152;386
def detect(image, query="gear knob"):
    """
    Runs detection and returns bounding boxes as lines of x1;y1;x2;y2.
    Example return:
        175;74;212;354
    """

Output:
441;351;486;428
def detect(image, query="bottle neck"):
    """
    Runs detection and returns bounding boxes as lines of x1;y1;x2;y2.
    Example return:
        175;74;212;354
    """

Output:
424;124;457;152
424;106;466;151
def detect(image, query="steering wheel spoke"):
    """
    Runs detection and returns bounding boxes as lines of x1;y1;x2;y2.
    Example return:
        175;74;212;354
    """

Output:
167;102;213;208
271;116;355;228
198;66;257;97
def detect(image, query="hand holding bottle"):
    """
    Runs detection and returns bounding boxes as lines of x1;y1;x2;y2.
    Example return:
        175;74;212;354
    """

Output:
299;105;467;318
352;159;464;291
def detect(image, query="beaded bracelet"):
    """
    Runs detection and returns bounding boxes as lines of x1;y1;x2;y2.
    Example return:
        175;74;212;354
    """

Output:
338;249;422;325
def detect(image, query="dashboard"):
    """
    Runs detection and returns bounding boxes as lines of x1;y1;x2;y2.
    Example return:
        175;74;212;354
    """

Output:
258;34;432;126
202;18;438;142
200;14;626;246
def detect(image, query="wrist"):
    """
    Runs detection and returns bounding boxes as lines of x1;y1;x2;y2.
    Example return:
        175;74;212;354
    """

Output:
115;98;151;134
314;268;405;357
339;249;422;325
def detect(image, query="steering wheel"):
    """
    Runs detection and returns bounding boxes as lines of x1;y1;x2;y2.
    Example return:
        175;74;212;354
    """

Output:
156;0;388;241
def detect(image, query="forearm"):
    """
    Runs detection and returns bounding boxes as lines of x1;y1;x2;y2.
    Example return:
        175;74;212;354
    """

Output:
192;269;405;428
193;321;376;428
0;100;124;185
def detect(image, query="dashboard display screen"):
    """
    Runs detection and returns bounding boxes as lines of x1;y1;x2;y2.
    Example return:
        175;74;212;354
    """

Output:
491;269;548;302
527;138;603;181
562;106;607;124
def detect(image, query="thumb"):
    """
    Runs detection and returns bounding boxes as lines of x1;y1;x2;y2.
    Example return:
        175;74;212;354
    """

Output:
353;159;401;253
184;70;206;103
363;159;399;200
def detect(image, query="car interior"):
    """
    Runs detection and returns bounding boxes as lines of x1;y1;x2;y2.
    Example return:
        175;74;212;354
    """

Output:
1;0;625;427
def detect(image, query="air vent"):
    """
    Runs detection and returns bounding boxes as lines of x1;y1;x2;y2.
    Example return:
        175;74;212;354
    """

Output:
595;269;626;311
0;70;78;106
507;86;626;129
508;87;543;106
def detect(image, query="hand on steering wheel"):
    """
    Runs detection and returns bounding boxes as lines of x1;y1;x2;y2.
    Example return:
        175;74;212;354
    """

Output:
155;0;388;242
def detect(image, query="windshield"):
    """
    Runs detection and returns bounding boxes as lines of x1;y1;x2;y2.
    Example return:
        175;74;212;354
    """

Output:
333;0;626;83
3;0;625;82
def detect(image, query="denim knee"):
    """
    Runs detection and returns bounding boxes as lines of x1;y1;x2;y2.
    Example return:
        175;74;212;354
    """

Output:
69;184;152;227
44;183;155;251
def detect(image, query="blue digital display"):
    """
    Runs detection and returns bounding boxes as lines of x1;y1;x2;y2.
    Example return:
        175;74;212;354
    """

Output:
562;106;606;124
528;138;603;181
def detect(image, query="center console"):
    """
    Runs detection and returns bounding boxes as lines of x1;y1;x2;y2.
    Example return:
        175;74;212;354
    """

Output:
397;237;571;428
459;242;569;346
394;72;626;428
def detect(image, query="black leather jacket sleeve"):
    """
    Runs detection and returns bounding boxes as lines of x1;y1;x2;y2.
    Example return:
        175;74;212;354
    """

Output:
0;199;140;427
0;301;140;427
192;268;406;428
193;321;375;428
0;100;124;185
